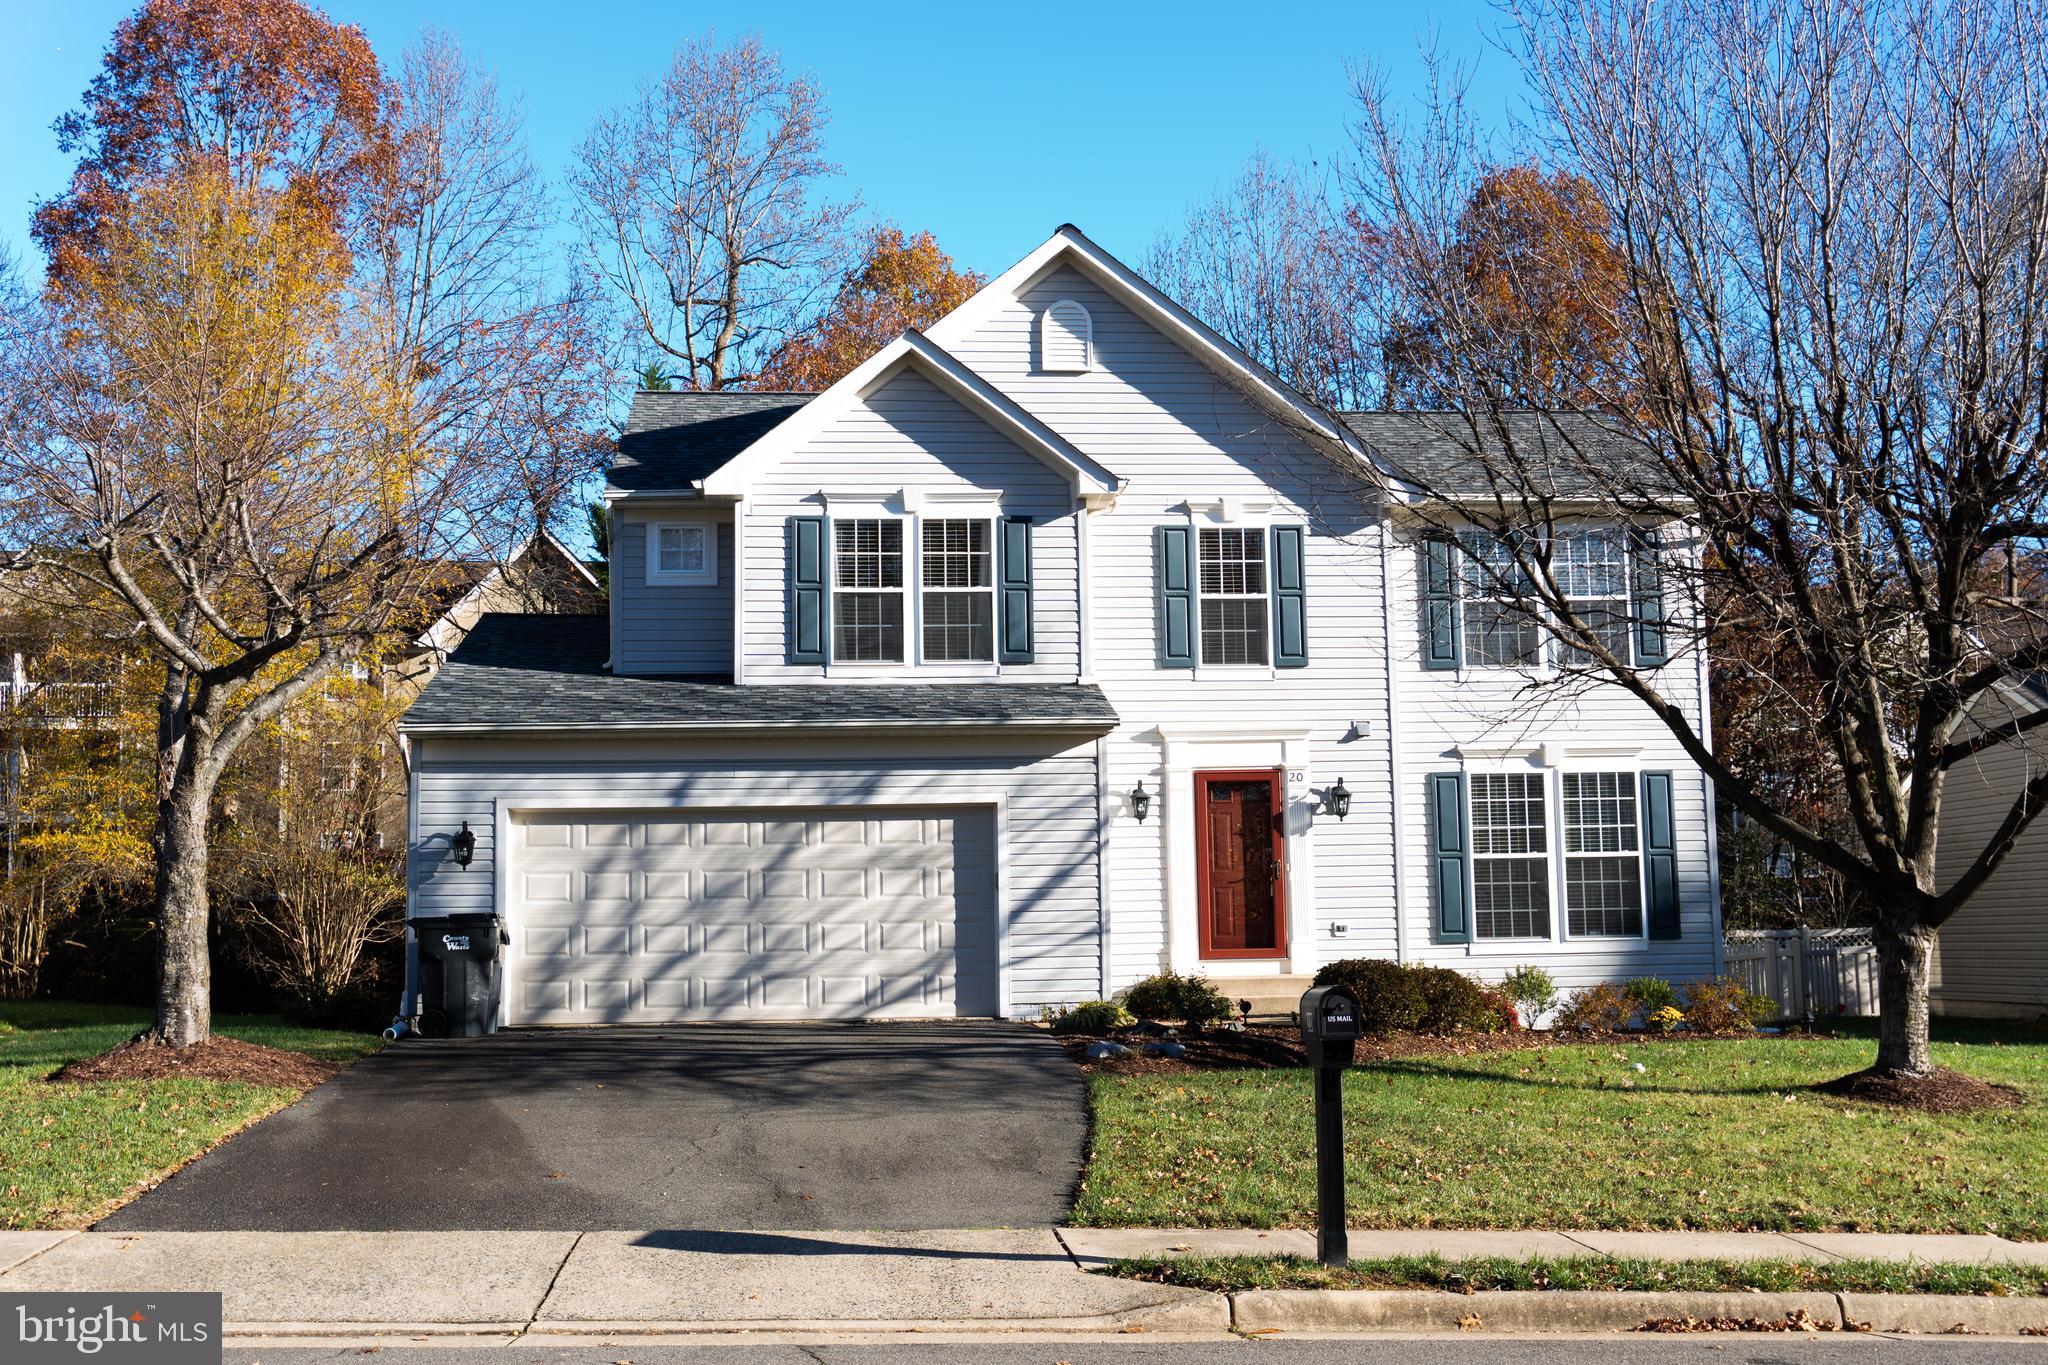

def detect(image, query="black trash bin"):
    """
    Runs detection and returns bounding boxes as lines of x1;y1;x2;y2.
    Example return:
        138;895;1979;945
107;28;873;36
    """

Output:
412;913;507;1037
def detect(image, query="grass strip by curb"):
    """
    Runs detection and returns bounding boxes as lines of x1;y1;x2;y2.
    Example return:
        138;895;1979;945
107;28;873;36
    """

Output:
1099;1253;2048;1298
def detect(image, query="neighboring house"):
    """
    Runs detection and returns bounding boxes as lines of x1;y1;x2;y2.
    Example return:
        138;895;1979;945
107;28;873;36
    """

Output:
401;224;1722;1026
1931;678;2048;1018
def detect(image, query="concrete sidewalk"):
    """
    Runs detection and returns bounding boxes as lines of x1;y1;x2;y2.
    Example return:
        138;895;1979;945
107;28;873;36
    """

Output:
2;1226;2044;1340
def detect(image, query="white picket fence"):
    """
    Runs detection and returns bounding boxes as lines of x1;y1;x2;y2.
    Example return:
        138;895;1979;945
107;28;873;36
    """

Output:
1724;928;1882;1020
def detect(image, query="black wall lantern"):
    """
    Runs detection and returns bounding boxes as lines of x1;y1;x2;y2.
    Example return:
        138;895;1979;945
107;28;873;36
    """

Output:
1129;780;1152;822
1323;777;1352;822
450;821;476;868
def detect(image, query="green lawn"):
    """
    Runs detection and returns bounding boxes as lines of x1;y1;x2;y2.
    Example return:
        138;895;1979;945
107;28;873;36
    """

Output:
1102;1253;2048;1297
0;1001;381;1230
1073;1024;2048;1236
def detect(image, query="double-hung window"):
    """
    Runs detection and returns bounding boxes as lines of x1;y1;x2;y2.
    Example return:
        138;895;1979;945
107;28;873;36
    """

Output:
1197;527;1269;665
1561;771;1643;935
1470;772;1551;939
1557;528;1632;666
832;518;905;662
921;518;994;662
1459;532;1542;668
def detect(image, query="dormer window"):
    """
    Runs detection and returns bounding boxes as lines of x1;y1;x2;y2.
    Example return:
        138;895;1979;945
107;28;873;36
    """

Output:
1039;300;1093;373
647;521;715;585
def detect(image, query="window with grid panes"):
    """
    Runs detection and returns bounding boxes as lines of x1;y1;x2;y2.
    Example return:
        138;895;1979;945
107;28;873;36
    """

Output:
921;519;994;661
1470;771;1551;938
832;519;904;661
1197;527;1269;665
1459;533;1543;667
1558;529;1633;667
1562;771;1643;935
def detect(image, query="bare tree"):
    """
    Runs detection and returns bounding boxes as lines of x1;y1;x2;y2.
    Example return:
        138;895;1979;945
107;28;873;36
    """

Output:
1344;0;2048;1083
1145;151;1374;408
567;32;856;390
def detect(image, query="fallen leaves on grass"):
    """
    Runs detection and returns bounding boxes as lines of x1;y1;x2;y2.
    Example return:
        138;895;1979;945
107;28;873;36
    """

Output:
49;1037;337;1090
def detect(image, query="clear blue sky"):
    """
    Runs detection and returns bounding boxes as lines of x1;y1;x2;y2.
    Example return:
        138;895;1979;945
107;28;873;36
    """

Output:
1;0;1519;277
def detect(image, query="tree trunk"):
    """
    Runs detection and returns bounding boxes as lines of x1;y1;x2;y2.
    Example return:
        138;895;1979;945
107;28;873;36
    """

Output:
1871;919;1937;1078
145;766;215;1048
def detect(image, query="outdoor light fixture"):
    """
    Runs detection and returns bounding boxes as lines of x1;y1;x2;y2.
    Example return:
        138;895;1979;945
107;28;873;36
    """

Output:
450;821;476;869
1323;778;1352;822
1130;780;1152;822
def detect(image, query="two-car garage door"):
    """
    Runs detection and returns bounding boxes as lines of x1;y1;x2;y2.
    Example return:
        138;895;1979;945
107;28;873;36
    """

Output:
508;808;998;1024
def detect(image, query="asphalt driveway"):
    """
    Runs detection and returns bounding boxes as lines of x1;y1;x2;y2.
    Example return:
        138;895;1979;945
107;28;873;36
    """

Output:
99;1022;1087;1232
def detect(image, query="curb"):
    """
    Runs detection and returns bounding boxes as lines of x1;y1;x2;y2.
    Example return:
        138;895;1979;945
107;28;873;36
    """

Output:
1226;1288;2048;1336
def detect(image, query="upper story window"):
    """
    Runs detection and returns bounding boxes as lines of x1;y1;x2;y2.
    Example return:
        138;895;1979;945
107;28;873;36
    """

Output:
921;519;994;662
1557;528;1632;665
832;518;905;662
648;521;715;586
1039;300;1093;373
1197;527;1269;666
1459;532;1542;668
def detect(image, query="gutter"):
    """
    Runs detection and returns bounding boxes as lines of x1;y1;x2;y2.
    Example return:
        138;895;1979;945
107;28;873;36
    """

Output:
399;716;1121;738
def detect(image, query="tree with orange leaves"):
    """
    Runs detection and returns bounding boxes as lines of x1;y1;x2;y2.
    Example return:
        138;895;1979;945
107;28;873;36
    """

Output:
751;228;985;391
3;3;604;1050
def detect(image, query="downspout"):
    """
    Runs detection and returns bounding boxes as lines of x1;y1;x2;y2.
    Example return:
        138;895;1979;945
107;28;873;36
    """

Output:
1381;522;1411;964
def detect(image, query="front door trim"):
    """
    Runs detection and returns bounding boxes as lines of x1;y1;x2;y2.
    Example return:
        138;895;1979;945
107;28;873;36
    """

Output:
1193;768;1288;960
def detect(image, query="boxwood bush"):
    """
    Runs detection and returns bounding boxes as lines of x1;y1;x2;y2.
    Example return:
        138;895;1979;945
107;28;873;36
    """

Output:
1310;960;1509;1035
1121;971;1233;1027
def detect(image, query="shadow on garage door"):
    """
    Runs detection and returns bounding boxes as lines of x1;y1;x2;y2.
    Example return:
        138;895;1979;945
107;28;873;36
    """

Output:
98;1021;1088;1232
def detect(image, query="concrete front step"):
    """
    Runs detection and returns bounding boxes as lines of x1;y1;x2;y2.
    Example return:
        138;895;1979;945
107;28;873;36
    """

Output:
1213;975;1318;1019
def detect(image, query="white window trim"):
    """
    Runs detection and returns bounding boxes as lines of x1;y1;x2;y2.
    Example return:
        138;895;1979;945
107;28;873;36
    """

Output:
919;514;999;666
1463;761;1556;946
1456;749;1654;953
1448;525;1640;679
1188;503;1277;675
1039;299;1094;374
828;514;910;666
646;520;716;586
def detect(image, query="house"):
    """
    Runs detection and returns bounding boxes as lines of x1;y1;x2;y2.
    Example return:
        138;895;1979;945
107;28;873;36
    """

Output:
399;225;1722;1026
1931;677;2048;1018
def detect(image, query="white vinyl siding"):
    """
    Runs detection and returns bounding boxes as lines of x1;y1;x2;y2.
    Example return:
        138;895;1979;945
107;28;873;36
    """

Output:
612;515;735;676
1931;689;2048;1015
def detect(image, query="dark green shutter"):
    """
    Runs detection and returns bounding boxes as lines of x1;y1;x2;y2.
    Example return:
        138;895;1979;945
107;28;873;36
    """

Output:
1631;528;1668;666
1270;524;1308;668
787;515;828;665
1641;770;1681;939
998;514;1035;665
1427;771;1471;943
1422;533;1461;670
1156;524;1195;668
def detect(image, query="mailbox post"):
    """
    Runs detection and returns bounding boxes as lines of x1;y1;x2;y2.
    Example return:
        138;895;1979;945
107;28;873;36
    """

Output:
1298;984;1363;1266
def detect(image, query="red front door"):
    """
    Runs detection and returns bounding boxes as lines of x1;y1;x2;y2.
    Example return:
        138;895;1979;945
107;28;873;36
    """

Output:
1195;771;1286;959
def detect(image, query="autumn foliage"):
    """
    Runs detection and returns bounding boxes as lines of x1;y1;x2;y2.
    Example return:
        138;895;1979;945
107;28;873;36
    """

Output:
751;228;985;391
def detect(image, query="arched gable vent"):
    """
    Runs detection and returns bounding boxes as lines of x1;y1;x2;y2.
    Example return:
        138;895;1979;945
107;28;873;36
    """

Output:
1039;299;1093;373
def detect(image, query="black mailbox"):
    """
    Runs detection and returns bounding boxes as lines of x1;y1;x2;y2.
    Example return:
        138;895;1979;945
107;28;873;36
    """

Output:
1299;983;1362;1069
1298;983;1362;1266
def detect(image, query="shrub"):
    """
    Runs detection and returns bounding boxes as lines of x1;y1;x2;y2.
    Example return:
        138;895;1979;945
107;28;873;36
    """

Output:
1313;958;1424;1034
1682;977;1774;1034
1476;984;1523;1032
1500;963;1558;1016
1624;976;1680;1015
1048;999;1134;1035
1649;1004;1687;1033
1411;966;1501;1033
1122;972;1233;1027
1554;981;1634;1033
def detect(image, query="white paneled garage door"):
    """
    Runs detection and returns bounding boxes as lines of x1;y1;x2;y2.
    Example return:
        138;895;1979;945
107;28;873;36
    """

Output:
508;808;998;1024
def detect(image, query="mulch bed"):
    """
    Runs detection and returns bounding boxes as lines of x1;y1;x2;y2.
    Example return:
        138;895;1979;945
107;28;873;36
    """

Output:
49;1036;339;1090
1813;1066;2023;1115
1059;1022;1563;1075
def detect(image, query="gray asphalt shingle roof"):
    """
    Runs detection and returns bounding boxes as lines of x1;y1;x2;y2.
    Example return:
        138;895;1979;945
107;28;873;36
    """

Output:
402;614;1120;733
1339;412;1665;499
611;390;812;492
